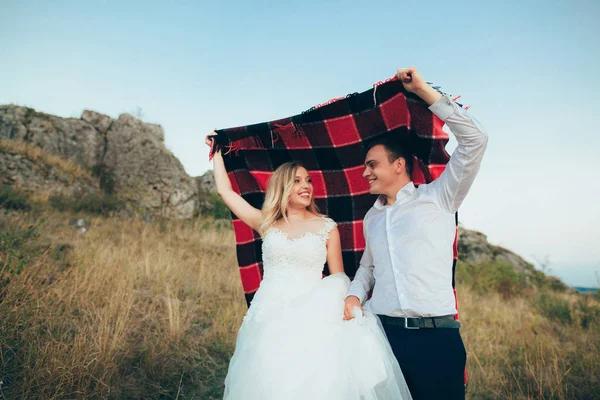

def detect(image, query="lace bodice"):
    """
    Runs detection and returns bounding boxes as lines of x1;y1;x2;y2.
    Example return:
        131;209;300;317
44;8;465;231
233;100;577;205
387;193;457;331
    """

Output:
262;217;336;278
243;216;337;322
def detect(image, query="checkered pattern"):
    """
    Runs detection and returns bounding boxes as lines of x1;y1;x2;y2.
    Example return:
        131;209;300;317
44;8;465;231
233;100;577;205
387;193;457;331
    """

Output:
211;78;458;306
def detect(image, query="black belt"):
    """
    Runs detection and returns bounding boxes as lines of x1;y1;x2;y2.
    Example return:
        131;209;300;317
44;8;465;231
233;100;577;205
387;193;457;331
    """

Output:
377;314;460;329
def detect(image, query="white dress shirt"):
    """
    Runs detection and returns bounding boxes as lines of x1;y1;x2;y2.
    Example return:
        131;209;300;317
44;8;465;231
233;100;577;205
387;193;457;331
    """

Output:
347;95;488;318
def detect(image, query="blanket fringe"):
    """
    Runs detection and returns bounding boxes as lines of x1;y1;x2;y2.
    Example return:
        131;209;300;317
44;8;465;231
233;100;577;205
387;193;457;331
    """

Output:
223;136;265;156
271;121;307;144
315;96;345;109
298;75;469;115
271;122;295;142
212;76;469;160
293;122;306;139
373;76;398;108
208;137;217;161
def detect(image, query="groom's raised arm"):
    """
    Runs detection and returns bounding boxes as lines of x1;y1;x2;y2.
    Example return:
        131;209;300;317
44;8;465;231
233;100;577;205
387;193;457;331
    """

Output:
397;67;488;213
426;95;488;213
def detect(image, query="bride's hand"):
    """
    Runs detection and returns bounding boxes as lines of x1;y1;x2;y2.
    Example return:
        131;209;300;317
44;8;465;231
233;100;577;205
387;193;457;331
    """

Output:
343;296;362;320
205;131;217;147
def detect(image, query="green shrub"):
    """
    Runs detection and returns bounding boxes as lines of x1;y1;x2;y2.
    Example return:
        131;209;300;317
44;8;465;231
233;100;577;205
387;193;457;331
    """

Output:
91;165;116;195
534;291;572;325
531;270;569;292
210;193;231;220
0;223;40;289
574;295;600;330
49;193;121;215
199;192;231;220
456;260;529;299
0;185;31;211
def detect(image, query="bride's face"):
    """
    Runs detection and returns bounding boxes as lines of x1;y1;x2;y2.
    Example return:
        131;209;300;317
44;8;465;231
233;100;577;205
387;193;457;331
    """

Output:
287;167;313;209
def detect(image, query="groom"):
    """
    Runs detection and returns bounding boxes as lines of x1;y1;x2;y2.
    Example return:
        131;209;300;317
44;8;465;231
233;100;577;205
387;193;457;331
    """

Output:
344;67;488;399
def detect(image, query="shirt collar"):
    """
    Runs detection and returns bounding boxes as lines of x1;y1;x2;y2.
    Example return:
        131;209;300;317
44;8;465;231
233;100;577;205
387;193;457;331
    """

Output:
373;181;416;210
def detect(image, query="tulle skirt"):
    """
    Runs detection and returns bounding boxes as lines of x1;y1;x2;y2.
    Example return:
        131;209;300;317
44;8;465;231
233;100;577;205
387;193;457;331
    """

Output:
223;273;412;400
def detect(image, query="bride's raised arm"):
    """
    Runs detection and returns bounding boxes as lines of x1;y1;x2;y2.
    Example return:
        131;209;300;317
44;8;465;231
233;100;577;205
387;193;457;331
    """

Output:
205;133;262;231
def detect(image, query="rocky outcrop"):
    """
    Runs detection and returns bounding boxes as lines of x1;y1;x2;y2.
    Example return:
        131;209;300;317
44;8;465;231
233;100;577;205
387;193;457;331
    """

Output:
0;105;198;219
458;228;532;273
98;113;197;219
0;148;99;198
458;227;570;291
195;170;215;193
0;105;104;168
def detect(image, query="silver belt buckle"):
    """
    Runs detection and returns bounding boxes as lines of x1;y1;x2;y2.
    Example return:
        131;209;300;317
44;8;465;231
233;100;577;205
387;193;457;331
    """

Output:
404;317;420;329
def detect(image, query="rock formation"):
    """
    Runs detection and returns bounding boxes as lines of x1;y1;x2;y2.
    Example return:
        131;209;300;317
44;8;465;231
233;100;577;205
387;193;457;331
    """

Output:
0;105;200;219
458;227;569;291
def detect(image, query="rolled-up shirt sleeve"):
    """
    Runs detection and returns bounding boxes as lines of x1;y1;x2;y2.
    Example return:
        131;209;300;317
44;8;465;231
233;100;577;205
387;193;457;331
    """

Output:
347;221;375;304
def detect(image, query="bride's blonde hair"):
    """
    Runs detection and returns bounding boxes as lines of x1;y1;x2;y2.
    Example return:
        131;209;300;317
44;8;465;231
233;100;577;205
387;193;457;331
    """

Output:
259;161;321;235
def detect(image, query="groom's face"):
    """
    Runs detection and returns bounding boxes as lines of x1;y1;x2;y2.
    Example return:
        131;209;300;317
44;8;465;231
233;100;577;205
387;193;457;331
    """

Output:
363;145;397;195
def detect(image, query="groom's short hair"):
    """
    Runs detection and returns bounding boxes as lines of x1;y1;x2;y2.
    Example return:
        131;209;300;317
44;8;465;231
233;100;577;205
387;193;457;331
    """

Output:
365;136;413;177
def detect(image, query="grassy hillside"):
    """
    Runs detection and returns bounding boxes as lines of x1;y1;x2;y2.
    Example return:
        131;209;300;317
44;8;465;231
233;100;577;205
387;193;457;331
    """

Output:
0;191;599;399
1;204;245;399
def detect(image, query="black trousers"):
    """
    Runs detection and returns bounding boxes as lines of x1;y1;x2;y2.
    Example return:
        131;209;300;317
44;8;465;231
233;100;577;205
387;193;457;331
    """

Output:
380;321;467;400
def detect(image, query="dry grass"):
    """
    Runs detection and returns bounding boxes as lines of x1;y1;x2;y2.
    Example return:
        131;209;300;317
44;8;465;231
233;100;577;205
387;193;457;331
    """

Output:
0;139;93;182
0;211;245;399
0;210;598;399
460;290;599;399
26;189;56;204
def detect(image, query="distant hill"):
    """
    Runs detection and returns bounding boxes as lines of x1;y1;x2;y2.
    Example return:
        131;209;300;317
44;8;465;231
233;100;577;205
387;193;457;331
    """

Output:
458;228;572;292
575;287;598;294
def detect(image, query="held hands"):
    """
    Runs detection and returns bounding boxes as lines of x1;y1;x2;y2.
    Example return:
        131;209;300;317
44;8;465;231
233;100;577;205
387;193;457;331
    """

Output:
343;296;362;320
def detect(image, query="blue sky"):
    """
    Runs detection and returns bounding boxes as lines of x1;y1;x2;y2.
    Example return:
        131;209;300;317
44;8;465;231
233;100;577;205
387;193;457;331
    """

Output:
2;0;599;286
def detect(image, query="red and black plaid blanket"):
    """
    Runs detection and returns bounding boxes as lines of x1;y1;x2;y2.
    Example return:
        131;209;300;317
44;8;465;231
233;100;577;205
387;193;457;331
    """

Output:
210;77;459;307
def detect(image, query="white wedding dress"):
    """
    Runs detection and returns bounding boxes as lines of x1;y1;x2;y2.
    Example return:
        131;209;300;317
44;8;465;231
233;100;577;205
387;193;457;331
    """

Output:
223;217;412;400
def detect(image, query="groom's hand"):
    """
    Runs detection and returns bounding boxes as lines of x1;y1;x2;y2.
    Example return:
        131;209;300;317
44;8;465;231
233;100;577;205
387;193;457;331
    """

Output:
343;296;362;320
395;67;442;106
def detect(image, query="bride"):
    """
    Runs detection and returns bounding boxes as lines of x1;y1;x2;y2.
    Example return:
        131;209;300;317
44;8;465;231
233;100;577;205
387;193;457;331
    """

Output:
206;135;412;400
